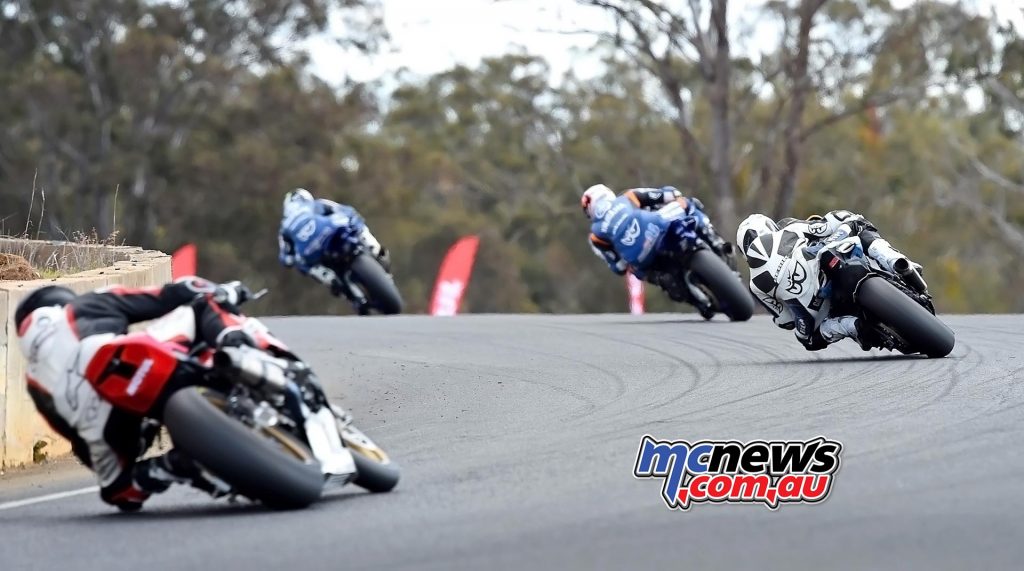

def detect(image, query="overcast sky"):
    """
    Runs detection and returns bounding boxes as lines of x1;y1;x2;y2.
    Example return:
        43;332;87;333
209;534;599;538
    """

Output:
307;0;1024;87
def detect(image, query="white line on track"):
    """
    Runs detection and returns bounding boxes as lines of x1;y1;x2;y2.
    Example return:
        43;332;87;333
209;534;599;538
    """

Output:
0;486;98;512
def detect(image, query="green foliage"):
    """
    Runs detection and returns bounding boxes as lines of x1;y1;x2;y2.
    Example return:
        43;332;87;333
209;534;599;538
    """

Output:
0;1;1021;314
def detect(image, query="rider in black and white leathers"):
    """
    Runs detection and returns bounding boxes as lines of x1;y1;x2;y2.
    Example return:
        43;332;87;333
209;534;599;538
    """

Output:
737;210;927;351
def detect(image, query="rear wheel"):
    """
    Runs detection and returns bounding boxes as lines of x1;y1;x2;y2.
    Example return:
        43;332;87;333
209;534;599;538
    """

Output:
856;276;955;358
350;254;403;315
689;249;754;321
163;388;324;509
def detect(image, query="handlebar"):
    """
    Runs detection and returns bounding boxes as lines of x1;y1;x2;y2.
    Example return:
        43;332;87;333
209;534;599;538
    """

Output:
249;288;269;302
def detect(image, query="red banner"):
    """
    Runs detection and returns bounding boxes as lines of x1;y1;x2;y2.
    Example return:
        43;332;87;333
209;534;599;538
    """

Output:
171;243;197;278
627;273;645;315
430;235;480;316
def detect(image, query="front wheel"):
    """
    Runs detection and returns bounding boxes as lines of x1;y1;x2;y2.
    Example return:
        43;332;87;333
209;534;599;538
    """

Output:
163;388;324;509
349;254;403;315
856;276;955;358
350;447;401;493
339;423;400;493
688;249;754;321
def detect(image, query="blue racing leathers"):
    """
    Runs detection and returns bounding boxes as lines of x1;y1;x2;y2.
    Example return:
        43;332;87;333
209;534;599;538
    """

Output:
278;198;365;274
588;188;706;279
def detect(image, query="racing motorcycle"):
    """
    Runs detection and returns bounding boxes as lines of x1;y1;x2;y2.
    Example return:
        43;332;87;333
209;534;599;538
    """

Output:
318;214;403;316
813;236;955;358
143;290;400;509
645;202;754;321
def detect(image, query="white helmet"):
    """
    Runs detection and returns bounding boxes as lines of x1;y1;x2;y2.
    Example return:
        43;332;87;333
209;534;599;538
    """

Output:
736;213;780;261
284;187;313;204
580;184;615;218
283;188;314;214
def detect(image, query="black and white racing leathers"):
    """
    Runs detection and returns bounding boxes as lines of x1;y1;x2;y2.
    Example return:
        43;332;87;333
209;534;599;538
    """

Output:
744;210;918;349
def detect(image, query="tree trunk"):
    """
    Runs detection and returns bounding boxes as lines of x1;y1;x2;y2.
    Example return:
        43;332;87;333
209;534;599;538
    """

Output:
773;0;821;219
708;0;736;230
672;114;709;193
662;78;709;195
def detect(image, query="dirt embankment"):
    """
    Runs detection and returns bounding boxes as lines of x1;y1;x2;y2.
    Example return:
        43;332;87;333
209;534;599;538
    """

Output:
0;254;39;281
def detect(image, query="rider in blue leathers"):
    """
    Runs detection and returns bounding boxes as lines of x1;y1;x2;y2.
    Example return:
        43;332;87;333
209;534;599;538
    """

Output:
581;183;715;312
278;188;390;308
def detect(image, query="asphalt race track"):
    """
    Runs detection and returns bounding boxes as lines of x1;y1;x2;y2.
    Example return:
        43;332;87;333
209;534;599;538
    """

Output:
2;314;1023;570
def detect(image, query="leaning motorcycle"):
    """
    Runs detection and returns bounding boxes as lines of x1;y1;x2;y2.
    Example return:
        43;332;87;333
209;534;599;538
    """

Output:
321;215;403;316
143;292;400;509
645;202;754;321
814;236;955;358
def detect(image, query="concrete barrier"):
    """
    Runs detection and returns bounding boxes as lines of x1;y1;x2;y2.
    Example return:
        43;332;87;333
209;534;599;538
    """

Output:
0;240;171;469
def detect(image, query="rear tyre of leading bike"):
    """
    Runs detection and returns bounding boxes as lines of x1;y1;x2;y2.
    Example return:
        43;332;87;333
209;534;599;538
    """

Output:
689;249;754;321
349;254;403;315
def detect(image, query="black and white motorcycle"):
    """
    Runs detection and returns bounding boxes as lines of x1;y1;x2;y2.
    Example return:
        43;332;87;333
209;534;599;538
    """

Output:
784;235;955;358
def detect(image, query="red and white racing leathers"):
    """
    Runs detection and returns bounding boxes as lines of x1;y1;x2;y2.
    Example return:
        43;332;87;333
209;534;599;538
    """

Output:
16;277;244;506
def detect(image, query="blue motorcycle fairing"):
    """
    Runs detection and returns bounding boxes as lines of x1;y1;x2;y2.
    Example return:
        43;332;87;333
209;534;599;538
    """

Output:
590;196;706;275
281;204;366;271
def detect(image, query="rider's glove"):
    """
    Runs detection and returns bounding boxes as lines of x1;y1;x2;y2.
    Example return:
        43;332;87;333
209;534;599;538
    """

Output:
776;319;797;331
217;328;255;348
660;186;682;200
609;258;628;276
278;234;296;267
213;281;252;307
798;331;829;352
329;278;348;298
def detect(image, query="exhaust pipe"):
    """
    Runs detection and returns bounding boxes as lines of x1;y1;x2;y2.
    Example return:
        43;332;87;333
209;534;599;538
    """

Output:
214;346;289;390
893;258;928;294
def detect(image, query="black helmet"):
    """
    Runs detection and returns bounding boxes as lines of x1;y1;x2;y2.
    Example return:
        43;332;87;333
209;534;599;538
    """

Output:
15;285;76;328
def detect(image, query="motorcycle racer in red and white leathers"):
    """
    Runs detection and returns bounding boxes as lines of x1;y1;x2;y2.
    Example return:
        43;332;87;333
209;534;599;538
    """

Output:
15;277;255;511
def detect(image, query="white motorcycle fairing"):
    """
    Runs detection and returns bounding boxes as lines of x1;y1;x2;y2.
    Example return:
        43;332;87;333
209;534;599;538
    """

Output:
303;404;357;481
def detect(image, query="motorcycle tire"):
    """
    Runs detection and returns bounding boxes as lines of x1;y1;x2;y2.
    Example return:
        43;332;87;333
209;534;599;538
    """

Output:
689;249;754;321
856;276;955;358
349;254;403;315
163;388;324;509
349;446;401;493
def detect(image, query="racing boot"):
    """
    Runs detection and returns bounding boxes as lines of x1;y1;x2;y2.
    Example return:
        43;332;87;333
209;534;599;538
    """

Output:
341;283;371;315
867;239;928;293
683;272;716;320
647;271;685;302
648;271;710;318
819;316;876;351
136;450;230;498
701;228;737;271
358;227;392;273
325;274;371;315
376;246;392;274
